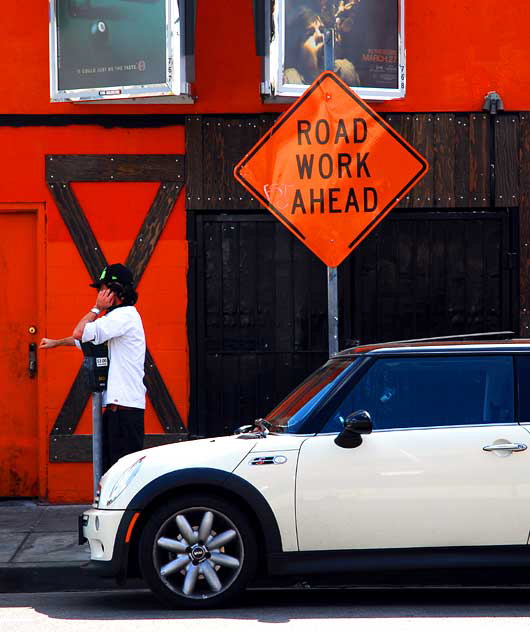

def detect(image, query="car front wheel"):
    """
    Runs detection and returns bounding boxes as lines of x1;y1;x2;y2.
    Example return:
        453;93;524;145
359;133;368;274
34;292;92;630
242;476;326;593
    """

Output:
138;494;257;608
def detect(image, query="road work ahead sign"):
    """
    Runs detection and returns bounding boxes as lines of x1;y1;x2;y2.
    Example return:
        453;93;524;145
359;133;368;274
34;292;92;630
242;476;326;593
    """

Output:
234;71;429;268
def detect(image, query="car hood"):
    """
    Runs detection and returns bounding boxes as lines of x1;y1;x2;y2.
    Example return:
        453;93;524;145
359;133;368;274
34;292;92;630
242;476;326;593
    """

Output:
99;435;258;508
99;433;309;509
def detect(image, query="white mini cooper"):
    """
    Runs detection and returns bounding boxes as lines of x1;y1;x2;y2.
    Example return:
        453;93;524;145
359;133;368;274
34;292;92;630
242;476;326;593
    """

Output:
81;337;530;608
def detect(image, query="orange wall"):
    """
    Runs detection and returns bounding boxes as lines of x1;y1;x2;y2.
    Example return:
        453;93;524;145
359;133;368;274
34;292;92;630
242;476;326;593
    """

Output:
1;1;528;500
1;1;530;114
0;125;187;502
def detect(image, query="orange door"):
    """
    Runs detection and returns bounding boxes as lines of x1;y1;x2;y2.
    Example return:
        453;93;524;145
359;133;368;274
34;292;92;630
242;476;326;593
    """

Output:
0;210;38;496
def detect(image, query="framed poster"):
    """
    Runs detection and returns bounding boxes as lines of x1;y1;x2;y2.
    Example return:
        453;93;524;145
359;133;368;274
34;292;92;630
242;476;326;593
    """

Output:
264;0;405;101
50;0;189;102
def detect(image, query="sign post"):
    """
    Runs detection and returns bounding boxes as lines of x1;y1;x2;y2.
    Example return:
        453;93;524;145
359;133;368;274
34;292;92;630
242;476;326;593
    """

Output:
327;266;339;355
91;392;103;497
235;71;428;354
325;34;339;357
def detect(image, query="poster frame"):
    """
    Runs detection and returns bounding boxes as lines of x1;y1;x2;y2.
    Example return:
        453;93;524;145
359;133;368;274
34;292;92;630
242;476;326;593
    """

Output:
49;0;189;102
263;0;406;101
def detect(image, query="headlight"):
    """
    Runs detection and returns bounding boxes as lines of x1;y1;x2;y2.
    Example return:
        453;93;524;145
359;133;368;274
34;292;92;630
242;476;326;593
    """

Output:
106;456;145;506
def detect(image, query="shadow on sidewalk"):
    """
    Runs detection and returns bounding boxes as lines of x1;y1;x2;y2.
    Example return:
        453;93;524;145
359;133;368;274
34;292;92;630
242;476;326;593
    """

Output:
2;587;530;622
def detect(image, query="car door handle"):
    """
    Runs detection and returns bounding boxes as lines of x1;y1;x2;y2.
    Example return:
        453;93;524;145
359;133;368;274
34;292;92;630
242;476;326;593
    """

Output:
483;443;527;452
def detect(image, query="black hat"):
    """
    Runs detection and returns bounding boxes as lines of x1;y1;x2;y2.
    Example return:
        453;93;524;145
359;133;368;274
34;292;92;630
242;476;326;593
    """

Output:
90;263;134;289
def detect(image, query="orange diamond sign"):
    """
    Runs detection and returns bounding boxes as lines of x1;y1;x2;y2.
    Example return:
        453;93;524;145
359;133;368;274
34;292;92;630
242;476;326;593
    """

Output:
234;71;429;267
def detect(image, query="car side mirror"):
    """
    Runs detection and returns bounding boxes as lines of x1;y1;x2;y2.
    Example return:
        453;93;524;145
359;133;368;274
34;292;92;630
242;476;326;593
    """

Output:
344;410;372;434
334;410;372;449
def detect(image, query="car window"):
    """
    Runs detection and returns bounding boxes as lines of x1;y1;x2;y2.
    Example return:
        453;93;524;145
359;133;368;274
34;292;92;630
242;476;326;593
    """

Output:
516;355;530;423
265;358;359;433
321;355;515;433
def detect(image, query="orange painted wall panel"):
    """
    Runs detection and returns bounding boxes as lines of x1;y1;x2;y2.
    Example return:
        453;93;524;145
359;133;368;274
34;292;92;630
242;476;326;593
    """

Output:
1;1;530;114
48;464;93;503
2;0;526;500
0;124;187;502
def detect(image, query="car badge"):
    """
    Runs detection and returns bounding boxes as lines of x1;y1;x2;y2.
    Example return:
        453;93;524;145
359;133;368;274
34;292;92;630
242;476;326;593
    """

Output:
250;455;288;466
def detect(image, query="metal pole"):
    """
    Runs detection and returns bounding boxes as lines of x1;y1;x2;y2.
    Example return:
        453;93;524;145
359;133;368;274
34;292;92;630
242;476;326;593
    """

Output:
328;266;339;356
324;26;339;357
323;27;335;75
92;392;103;497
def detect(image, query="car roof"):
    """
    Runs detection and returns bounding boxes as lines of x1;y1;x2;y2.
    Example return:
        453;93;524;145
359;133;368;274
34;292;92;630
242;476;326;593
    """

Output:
337;338;530;357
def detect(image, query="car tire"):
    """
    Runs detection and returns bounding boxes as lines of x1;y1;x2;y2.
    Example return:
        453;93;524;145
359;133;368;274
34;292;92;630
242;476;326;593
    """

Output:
138;494;257;609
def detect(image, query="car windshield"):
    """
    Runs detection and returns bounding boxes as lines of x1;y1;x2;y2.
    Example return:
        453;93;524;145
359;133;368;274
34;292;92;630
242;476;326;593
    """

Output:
265;357;359;433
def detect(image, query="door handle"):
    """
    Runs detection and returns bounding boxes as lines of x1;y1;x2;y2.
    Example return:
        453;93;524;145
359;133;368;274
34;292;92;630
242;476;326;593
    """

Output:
483;443;527;452
29;343;37;378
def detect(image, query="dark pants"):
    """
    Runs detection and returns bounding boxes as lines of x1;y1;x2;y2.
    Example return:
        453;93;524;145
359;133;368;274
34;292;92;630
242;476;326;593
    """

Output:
102;407;145;473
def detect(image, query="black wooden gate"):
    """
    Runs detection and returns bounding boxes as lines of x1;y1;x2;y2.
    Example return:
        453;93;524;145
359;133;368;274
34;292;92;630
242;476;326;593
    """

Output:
190;209;518;438
342;210;518;345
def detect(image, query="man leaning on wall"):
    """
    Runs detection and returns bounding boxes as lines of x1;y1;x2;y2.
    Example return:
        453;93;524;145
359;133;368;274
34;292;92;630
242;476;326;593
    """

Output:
40;263;146;472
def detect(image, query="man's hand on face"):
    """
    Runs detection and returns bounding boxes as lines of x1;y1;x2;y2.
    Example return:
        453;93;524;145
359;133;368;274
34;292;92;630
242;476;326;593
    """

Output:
95;288;116;311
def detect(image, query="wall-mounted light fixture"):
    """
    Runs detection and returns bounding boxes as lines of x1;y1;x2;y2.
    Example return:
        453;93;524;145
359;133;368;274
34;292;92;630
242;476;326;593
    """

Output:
483;91;505;115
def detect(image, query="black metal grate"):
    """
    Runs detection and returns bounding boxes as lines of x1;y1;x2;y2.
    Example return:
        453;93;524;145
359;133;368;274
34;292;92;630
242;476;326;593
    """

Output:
192;210;518;438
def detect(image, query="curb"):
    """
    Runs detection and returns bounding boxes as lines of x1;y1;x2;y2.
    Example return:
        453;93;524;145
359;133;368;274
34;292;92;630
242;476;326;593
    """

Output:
0;563;145;593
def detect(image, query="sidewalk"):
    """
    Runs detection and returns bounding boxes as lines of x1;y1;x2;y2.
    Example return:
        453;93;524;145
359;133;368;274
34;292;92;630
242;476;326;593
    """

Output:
0;500;132;593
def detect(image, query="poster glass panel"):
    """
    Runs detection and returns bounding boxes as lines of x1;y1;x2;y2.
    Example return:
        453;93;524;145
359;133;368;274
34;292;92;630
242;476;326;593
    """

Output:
266;0;405;101
50;0;186;101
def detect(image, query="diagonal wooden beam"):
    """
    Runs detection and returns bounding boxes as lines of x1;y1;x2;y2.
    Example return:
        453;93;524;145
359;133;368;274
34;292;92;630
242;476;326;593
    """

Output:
49;371;91;436
46;160;187;450
127;181;187;433
144;348;187;434
126;182;183;283
48;181;186;435
50;350;186;438
48;182;107;279
47;180;108;438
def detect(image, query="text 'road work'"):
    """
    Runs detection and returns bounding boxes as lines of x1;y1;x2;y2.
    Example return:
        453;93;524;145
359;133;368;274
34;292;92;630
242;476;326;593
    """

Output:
291;118;377;214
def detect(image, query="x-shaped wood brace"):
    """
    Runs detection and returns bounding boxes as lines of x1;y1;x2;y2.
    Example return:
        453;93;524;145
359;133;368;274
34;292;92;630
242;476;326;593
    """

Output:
46;155;187;461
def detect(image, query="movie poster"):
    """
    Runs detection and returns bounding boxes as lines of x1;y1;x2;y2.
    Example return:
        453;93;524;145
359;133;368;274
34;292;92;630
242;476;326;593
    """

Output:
282;0;399;90
55;0;167;92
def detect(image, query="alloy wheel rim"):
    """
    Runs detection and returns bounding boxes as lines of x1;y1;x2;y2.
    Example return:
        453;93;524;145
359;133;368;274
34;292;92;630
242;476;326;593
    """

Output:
153;506;244;600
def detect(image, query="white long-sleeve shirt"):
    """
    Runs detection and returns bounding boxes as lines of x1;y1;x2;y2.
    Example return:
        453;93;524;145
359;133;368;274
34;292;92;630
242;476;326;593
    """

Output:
81;306;146;409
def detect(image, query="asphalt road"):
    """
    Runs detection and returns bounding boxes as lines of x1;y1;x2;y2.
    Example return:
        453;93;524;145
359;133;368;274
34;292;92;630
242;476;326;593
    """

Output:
2;587;530;631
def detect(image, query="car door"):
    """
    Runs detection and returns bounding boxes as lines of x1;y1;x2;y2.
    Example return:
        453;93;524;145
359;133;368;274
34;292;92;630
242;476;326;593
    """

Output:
296;353;530;550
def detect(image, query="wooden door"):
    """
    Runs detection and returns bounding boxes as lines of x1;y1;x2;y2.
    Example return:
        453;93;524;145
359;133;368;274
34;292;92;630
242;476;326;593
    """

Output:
192;214;328;438
0;210;38;496
343;210;517;344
